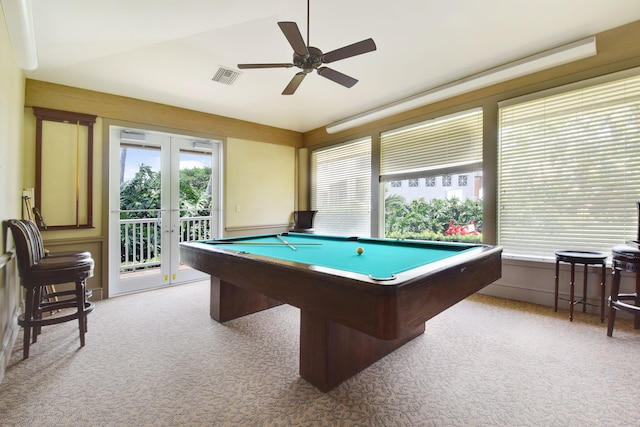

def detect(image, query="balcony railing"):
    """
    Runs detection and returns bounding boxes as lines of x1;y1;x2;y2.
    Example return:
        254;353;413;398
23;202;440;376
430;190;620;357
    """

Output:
120;215;213;273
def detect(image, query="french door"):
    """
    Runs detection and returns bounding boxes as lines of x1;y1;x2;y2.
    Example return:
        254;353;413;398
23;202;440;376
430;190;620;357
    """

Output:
108;126;221;296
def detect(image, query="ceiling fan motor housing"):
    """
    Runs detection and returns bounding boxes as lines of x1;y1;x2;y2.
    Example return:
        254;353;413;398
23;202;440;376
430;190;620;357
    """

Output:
294;46;323;73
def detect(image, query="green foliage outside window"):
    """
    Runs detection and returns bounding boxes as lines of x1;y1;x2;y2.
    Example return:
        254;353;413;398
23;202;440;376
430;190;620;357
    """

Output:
119;164;212;219
119;164;161;218
385;196;483;243
119;164;212;264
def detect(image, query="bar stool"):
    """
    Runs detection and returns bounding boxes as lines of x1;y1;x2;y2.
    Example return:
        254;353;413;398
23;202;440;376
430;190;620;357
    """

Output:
554;250;607;322
607;244;640;337
4;219;95;359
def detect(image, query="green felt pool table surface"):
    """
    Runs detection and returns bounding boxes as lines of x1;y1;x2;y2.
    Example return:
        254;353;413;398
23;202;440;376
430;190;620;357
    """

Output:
203;232;480;280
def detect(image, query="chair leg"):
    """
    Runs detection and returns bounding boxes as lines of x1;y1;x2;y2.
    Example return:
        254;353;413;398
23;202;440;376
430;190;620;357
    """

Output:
607;269;621;337
33;285;43;341
554;260;559;312
76;280;87;347
600;263;606;323
635;273;640;330
22;287;35;359
569;263;575;321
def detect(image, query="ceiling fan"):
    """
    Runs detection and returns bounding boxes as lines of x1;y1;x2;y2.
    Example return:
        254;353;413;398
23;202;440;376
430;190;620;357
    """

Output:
237;0;376;95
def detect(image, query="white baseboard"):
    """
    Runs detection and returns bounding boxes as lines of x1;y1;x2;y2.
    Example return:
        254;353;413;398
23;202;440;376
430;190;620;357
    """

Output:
480;281;555;307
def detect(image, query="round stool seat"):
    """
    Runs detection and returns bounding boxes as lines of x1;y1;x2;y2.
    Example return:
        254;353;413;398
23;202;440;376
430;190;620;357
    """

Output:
555;250;608;264
46;250;92;259
612;244;640;260
25;256;94;286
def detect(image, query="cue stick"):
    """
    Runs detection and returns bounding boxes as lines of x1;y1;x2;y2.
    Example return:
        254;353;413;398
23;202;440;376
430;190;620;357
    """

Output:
276;234;296;250
208;242;322;246
75;120;80;227
23;196;34;221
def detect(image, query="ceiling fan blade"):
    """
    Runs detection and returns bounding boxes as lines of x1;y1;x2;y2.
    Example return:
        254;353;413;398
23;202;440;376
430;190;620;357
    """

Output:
238;63;294;69
322;38;377;63
282;72;306;95
277;22;309;57
317;67;358;88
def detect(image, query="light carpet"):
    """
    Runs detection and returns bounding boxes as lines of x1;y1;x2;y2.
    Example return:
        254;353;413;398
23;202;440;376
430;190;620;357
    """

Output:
1;280;639;426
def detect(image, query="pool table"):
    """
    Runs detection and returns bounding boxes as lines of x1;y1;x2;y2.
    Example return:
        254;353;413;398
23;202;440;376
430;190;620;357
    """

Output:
180;232;502;392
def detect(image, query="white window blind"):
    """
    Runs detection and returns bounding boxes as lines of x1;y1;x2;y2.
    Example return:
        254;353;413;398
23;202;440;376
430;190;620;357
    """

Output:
498;72;640;259
380;108;483;179
311;138;371;236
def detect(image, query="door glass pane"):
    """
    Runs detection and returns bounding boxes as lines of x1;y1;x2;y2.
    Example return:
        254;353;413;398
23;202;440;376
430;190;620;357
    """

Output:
119;145;163;276
179;149;213;243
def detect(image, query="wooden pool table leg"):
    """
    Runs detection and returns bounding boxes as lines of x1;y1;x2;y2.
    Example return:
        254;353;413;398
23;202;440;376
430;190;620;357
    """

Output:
299;309;425;392
210;277;283;322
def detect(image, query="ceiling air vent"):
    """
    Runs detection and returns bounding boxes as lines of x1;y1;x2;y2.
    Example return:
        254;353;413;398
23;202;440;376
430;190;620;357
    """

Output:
212;67;241;85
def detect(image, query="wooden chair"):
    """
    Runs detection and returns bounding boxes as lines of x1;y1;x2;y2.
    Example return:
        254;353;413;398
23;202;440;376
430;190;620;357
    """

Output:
4;219;95;359
607;244;640;336
290;210;317;233
607;201;640;336
21;219;93;334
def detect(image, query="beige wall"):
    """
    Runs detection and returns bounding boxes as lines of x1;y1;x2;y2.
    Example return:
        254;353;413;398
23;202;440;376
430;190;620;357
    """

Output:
0;5;26;381
225;138;296;236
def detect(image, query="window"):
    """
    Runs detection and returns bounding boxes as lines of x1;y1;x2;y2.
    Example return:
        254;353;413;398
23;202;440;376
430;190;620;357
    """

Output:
458;175;468;186
311;138;371;236
381;108;483;240
391;181;401;187
409;179;419;187
498;71;640;259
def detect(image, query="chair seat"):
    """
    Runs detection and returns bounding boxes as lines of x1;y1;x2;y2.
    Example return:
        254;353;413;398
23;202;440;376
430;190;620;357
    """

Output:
22;256;94;286
46;250;92;258
555;250;608;264
613;244;640;257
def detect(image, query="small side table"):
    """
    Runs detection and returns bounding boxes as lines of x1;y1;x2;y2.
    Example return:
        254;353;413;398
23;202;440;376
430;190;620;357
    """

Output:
554;250;607;322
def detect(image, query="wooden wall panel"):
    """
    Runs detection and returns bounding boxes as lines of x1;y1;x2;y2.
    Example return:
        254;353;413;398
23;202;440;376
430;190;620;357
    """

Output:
25;80;303;148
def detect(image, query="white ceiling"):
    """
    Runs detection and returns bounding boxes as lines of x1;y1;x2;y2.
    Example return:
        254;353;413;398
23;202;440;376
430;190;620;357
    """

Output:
23;0;640;133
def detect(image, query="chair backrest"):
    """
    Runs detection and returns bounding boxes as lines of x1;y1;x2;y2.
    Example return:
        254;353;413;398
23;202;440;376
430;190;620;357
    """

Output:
4;219;45;275
293;210;317;230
